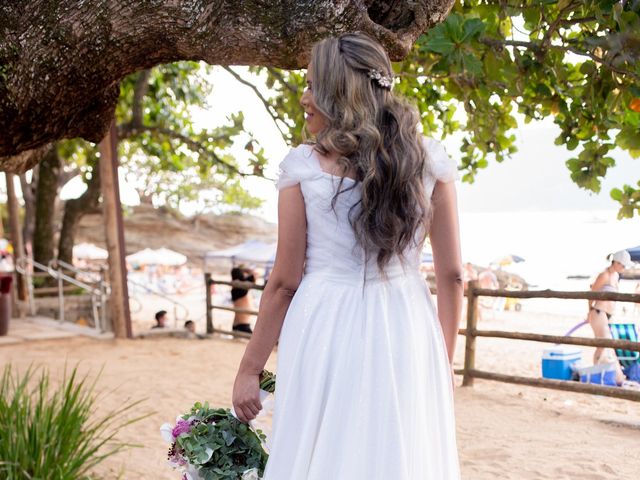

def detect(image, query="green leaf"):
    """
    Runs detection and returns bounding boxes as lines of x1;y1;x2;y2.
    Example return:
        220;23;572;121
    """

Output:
423;35;456;55
610;188;623;201
462;54;483;75
462;18;485;41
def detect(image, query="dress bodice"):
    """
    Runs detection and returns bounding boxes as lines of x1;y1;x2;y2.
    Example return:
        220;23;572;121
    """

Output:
275;138;458;280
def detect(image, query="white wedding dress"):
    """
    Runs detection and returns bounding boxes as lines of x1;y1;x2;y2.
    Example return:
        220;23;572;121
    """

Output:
262;139;460;480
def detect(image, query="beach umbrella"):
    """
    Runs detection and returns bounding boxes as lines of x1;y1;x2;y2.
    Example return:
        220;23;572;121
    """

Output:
626;245;640;262
73;242;108;260
126;248;187;266
126;248;157;265
494;254;525;267
154;247;188;266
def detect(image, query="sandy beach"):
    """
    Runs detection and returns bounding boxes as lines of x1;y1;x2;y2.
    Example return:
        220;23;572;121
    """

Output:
2;303;639;480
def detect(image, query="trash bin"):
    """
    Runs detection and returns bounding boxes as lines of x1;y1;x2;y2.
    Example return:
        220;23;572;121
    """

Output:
0;275;12;336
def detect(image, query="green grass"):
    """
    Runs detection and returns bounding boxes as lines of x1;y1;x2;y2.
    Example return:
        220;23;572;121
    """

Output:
0;365;146;479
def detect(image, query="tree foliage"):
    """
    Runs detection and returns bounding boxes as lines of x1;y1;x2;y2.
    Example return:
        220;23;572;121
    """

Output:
410;0;640;218
26;61;267;266
67;62;267;214
245;1;640;218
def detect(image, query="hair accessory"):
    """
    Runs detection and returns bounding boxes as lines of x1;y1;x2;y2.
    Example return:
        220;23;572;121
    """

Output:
367;69;393;90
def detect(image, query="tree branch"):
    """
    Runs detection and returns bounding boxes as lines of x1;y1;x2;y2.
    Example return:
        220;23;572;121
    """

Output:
118;123;261;178
479;37;640;81
223;67;290;140
132;70;151;128
2;0;455;166
266;67;300;95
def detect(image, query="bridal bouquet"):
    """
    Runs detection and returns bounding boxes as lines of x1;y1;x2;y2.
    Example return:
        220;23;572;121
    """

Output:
161;370;276;480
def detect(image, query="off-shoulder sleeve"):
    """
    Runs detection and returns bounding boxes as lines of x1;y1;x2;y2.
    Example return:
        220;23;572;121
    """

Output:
423;137;458;196
275;145;315;190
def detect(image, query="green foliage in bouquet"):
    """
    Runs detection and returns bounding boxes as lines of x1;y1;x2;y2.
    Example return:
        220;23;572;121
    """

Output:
0;365;144;480
258;370;276;394
175;403;269;480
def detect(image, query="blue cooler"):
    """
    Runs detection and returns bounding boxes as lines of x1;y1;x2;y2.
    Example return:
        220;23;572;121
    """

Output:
542;346;582;380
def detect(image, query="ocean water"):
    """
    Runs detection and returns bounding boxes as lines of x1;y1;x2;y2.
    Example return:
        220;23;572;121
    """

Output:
458;209;639;317
459;209;638;288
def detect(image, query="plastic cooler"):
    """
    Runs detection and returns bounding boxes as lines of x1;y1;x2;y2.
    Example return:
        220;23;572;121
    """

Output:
542;346;582;380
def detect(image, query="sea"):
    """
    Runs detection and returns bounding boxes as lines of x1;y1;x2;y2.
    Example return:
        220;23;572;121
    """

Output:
458;209;639;317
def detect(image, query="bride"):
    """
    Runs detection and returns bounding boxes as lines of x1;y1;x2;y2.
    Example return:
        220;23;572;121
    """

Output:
233;32;462;479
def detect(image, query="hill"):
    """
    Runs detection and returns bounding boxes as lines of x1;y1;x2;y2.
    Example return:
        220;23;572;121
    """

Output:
76;204;277;267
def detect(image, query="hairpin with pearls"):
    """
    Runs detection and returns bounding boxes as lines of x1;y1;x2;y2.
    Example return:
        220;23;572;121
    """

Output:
367;69;393;90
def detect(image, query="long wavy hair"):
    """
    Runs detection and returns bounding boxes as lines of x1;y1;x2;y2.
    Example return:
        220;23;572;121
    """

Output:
310;32;431;271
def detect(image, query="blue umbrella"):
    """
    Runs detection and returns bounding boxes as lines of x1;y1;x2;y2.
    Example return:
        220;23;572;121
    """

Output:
626;245;640;262
494;254;525;267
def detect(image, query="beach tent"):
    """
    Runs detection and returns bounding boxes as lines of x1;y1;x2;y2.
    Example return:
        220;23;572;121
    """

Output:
626;245;640;262
73;242;108;260
126;247;187;266
205;240;277;268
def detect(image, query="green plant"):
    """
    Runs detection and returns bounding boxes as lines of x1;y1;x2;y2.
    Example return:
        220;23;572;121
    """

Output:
0;365;145;480
258;369;275;393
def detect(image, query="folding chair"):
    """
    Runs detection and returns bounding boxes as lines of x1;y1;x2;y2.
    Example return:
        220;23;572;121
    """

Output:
609;323;640;373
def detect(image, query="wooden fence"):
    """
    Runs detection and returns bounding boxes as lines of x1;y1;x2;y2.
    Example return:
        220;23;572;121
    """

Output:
205;274;640;402
462;280;640;402
205;275;263;339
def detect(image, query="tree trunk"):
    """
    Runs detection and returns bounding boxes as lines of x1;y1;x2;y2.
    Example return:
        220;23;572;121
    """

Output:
5;173;27;302
57;165;101;265
99;121;131;338
19;169;37;250
33;147;61;266
0;0;454;169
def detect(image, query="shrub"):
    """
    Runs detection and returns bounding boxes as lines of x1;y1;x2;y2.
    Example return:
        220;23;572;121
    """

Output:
0;365;144;479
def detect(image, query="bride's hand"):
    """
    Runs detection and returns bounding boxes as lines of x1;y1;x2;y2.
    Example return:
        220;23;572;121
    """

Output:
232;371;262;423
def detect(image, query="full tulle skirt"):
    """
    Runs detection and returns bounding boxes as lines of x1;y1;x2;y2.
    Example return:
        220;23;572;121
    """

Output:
262;269;460;480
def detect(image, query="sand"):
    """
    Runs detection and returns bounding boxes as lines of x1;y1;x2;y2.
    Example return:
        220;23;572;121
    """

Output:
1;305;639;480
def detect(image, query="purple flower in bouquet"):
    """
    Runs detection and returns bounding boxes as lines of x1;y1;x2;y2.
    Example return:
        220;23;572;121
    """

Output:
172;419;193;438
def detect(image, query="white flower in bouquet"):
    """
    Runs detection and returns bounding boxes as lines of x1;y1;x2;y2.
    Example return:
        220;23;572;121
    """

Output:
241;467;261;480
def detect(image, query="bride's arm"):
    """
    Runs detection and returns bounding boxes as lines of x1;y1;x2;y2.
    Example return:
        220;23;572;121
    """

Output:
233;185;306;422
428;180;463;365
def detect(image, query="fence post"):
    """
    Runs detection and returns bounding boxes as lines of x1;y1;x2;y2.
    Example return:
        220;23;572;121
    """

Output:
463;280;479;387
205;273;213;334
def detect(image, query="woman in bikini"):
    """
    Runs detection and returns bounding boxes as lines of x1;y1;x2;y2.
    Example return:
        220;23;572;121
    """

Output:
588;249;634;384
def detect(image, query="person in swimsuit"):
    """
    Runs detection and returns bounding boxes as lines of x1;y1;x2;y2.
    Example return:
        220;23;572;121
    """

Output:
588;249;634;384
231;265;256;334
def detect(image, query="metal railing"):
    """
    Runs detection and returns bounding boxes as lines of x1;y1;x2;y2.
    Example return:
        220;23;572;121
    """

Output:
127;277;190;327
15;257;109;332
